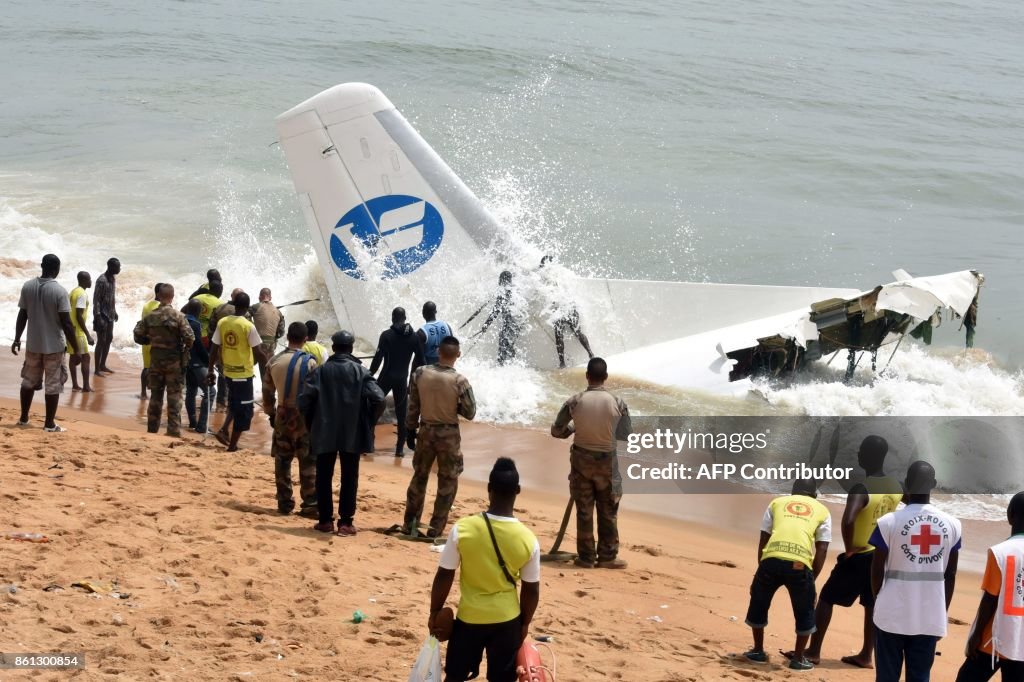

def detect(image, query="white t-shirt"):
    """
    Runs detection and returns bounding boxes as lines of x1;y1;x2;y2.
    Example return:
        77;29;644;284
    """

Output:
870;503;962;637
438;514;541;583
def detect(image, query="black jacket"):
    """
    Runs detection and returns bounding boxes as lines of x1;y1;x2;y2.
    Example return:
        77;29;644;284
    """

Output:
298;353;386;455
370;323;425;383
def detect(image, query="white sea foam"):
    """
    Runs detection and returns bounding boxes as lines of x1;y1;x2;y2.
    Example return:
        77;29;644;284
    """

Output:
758;343;1024;417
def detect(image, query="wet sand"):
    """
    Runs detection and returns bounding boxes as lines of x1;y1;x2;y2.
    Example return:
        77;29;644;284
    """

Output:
0;351;995;680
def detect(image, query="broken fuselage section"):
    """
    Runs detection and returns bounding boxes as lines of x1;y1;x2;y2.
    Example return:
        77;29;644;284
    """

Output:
726;270;984;383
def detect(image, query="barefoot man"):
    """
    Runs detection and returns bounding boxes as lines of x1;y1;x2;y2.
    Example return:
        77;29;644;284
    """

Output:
787;435;903;669
67;271;96;392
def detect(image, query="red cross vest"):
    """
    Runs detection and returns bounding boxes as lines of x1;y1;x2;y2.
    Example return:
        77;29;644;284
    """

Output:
872;503;963;637
969;536;1024;662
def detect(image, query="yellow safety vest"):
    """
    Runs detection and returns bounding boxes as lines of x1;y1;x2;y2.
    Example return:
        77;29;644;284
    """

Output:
852;475;903;553
217;316;257;379
193;293;221;338
302;341;326;366
762;495;830;569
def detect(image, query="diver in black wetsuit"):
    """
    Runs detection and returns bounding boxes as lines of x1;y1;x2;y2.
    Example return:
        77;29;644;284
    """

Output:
539;255;595;369
369;306;425;457
473;270;523;366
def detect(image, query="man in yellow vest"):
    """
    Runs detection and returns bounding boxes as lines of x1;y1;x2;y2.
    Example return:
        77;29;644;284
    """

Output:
792;435;904;669
744;479;832;671
956;491;1024;681
66;271;95;392
302;319;327;366
191;280;223;347
138;283;162;400
429;457;540;681
207;291;267;452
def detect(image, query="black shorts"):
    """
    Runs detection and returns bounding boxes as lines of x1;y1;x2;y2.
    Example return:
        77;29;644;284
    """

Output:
745;558;817;635
227;377;254;432
820;551;875;608
445;616;522;682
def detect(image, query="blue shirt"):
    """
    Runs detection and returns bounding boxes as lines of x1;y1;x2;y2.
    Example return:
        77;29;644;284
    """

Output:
186;315;209;366
421;320;452;364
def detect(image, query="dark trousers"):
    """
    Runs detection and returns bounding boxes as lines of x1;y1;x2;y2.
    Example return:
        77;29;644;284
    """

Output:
745;558;817;635
956;653;1024;681
445;616;522;682
316;451;360;526
875;628;939;682
378;377;409;450
184;365;209;432
216;368;227;405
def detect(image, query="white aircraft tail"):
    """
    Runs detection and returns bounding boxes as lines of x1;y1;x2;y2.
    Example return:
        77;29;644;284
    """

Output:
276;83;513;342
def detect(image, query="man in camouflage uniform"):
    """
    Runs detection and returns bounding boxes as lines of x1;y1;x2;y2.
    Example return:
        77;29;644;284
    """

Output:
133;283;194;437
551;357;632;569
401;335;476;538
263;321;318;517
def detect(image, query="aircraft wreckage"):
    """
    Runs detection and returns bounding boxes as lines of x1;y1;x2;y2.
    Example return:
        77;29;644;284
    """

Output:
274;83;984;394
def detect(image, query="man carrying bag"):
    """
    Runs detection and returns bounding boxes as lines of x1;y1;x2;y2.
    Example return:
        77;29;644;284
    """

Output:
428;458;541;682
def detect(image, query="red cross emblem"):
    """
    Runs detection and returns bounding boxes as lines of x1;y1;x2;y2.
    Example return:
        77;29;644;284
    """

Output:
910;524;941;555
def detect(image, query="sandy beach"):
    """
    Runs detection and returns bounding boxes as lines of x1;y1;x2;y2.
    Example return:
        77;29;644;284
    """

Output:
0;353;988;682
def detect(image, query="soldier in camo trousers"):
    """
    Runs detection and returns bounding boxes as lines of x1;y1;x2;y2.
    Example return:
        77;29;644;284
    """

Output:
263;322;319;516
551;357;632;569
401;335;476;538
133;284;194;437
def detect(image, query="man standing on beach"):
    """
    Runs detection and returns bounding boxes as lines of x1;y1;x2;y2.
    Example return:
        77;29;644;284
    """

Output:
370;306;424;457
133;284;194;437
208;291;266;451
12;254;79;432
66;271;95;393
550;357;631;569
210;288;246;411
183;299;211;434
870;461;961;682
744;479;831;671
429;457;541;681
251;287;284;379
92;256;120;376
299;330;385;536
191;280;223;346
263;321;318;517
302;320;327;366
138;283;162;400
401;336;476;538
956;491;1024;681
416;301;452;369
795;435;904;669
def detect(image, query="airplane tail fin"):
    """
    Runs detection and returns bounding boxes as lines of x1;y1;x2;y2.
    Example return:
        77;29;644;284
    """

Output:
275;83;506;340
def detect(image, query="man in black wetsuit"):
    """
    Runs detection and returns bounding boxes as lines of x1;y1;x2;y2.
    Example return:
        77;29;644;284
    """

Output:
370;307;425;457
473;271;522;366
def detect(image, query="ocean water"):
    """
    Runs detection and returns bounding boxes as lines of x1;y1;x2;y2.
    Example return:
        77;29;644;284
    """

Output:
1;0;1022;435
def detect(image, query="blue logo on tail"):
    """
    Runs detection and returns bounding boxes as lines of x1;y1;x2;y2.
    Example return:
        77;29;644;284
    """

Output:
330;195;444;280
